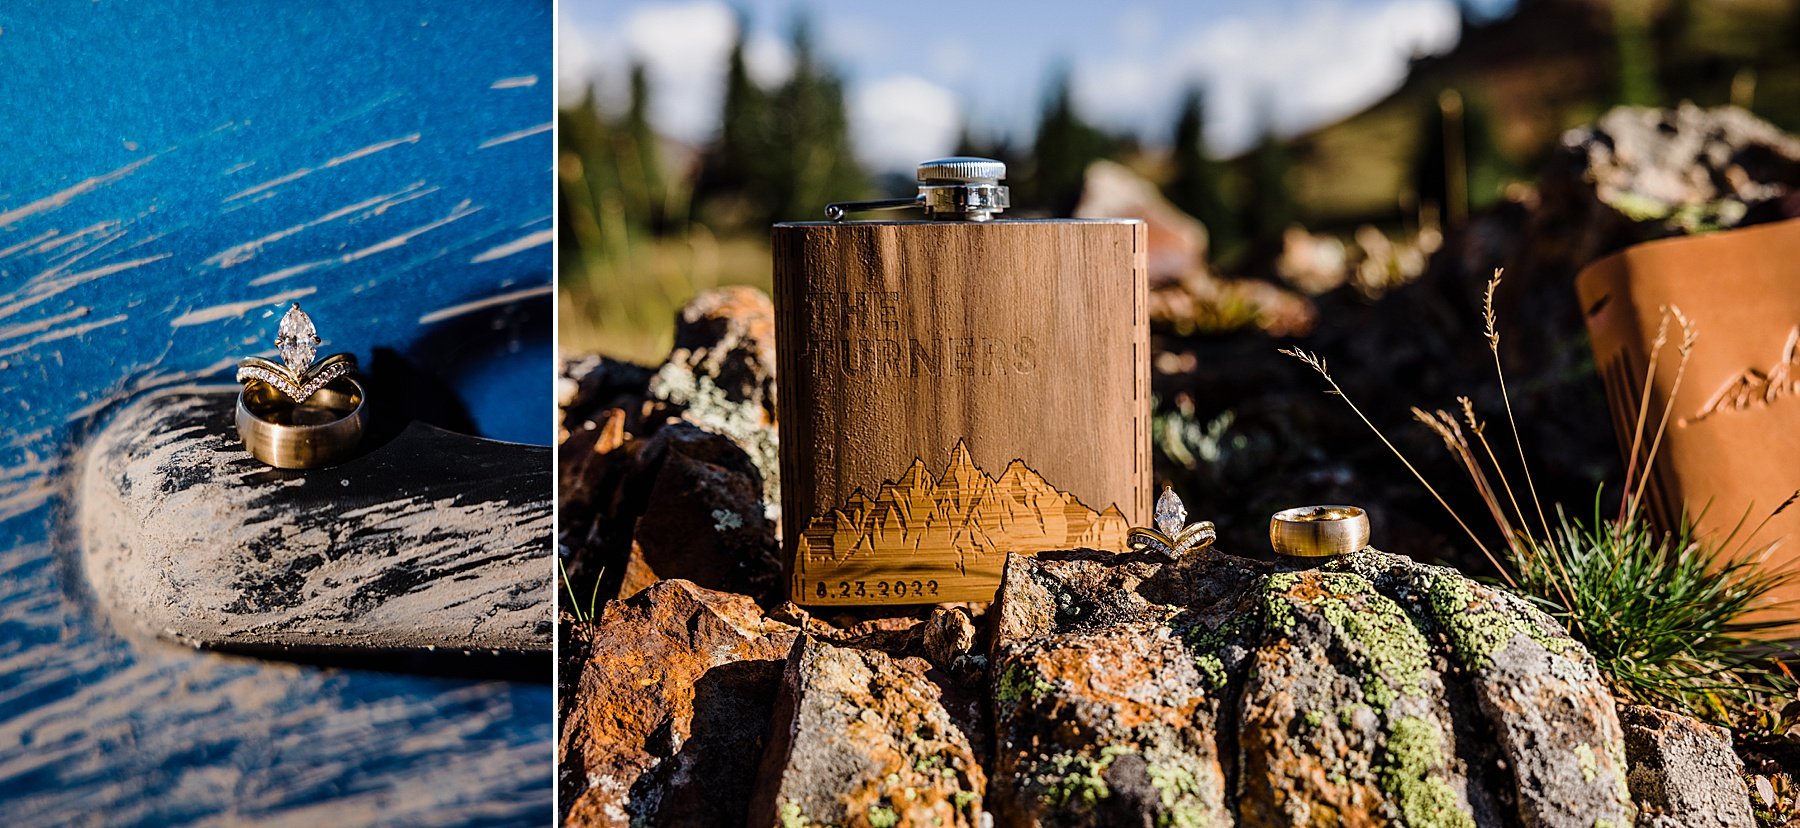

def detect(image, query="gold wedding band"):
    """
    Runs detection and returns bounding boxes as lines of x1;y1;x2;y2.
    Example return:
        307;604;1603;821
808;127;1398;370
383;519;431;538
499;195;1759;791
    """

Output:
1269;505;1370;558
236;376;368;469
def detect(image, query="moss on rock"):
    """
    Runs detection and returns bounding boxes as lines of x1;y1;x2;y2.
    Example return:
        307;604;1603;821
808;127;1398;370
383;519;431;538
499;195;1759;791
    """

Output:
995;660;1055;708
1406;559;1575;670
1267;571;1430;711
1377;716;1473;828
992;547;1634;827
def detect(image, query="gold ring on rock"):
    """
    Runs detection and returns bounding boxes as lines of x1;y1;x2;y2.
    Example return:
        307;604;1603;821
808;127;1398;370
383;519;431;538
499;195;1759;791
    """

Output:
1269;505;1370;558
236;376;368;469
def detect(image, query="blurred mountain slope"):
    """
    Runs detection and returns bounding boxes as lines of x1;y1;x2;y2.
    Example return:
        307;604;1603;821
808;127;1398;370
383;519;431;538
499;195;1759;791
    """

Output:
1285;0;1800;225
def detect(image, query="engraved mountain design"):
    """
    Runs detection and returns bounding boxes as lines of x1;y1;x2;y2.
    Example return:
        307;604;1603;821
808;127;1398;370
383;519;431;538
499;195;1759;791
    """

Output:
1684;326;1800;425
796;442;1129;602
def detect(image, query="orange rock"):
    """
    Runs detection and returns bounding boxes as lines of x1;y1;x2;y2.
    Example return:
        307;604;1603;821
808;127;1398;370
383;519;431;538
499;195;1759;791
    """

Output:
560;580;798;827
749;636;985;828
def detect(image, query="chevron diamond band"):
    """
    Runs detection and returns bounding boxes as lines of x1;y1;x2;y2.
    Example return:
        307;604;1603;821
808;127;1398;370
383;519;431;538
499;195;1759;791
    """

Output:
235;304;356;405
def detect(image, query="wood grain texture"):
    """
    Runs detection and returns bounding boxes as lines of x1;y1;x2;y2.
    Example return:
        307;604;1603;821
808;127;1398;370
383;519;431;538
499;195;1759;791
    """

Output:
80;386;551;657
773;219;1150;606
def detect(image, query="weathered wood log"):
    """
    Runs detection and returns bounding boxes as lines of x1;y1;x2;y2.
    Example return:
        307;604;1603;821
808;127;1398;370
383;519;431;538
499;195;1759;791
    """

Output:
80;385;551;662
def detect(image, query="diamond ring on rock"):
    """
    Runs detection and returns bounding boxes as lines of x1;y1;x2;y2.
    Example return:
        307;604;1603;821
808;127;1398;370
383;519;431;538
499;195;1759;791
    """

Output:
235;304;355;405
235;304;367;469
1270;505;1370;558
1127;486;1216;557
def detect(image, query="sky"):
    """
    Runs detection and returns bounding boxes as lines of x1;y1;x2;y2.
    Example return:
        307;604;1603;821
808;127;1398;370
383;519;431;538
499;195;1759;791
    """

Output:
560;0;1517;171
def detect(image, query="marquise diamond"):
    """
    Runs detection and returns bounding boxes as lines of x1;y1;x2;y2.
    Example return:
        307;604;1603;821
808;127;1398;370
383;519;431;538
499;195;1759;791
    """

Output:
1153;486;1187;537
275;304;321;375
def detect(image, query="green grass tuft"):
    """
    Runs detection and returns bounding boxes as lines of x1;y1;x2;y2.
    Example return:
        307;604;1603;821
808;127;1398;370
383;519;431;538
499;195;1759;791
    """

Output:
1511;497;1796;714
1284;268;1797;724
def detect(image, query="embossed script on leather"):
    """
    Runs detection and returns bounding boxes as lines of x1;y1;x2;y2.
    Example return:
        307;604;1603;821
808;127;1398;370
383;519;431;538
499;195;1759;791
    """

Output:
1577;217;1800;628
772;220;1150;606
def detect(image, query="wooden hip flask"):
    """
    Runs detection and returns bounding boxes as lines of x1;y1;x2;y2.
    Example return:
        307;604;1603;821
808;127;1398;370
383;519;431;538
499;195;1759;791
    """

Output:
772;157;1150;606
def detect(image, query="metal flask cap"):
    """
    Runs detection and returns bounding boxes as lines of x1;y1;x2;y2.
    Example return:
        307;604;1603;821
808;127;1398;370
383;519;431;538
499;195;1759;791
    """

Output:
824;156;1012;222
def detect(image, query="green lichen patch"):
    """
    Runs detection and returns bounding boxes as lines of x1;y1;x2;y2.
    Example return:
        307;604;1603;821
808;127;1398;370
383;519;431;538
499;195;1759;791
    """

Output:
1575;743;1598;784
1417;567;1574;671
994;660;1055;708
867;804;898;827
1262;572;1300;634
1179;612;1255;691
1377;716;1474;828
1041;748;1126;809
1142;752;1216;828
1279;572;1432;711
778;800;808;828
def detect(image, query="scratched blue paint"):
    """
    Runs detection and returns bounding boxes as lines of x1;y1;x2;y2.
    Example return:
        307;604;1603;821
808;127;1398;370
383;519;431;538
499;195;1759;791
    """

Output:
0;3;551;825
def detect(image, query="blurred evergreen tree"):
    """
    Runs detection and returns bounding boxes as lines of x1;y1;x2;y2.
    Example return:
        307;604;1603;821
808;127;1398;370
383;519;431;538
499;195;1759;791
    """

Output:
768;15;865;222
697;11;774;227
1411;88;1511;226
697;12;865;227
1240;113;1295;249
953;121;1018;169
1025;66;1116;213
617;62;665;230
1166;83;1235;255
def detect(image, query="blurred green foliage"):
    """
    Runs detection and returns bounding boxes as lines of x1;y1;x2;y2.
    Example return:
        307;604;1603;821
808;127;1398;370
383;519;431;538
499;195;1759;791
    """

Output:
1021;67;1128;213
558;12;860;362
702;15;866;229
1167;84;1236;257
559;0;1800;360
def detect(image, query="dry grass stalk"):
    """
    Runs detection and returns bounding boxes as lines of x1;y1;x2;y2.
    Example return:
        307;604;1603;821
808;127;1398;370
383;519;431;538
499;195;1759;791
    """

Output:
1281;346;1517;587
1283;267;1798;716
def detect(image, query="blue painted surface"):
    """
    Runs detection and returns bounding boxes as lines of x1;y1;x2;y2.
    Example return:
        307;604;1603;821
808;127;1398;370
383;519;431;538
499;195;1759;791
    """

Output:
0;3;552;825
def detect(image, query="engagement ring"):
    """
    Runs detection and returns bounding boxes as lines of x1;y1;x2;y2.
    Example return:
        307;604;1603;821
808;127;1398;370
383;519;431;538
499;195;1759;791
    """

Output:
1128;486;1217;557
235;304;367;469
236;304;355;405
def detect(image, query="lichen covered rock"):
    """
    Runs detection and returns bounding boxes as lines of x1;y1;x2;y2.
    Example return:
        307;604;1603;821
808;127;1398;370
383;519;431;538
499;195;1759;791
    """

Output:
750;636;985;828
1335;552;1632;827
989;549;1262;827
624;422;782;601
1240;570;1478;826
1619;704;1753;828
648;286;781;519
558;288;784;610
559;580;798;826
1555;103;1800;236
989;547;1635;827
